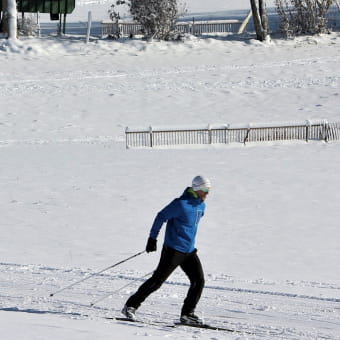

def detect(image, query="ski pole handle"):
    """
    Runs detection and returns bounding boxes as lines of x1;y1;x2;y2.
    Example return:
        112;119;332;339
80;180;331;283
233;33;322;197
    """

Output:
49;250;146;297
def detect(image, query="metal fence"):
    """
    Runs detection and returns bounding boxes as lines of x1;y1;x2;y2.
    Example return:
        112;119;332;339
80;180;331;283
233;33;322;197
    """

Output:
101;6;340;39
125;121;340;148
101;12;252;38
101;22;144;37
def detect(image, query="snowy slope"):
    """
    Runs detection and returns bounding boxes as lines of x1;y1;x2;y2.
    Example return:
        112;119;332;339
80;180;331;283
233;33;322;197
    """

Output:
0;261;339;339
1;2;340;339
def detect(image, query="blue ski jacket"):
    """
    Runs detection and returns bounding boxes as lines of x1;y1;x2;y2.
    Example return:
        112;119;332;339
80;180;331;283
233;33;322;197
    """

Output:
149;187;206;253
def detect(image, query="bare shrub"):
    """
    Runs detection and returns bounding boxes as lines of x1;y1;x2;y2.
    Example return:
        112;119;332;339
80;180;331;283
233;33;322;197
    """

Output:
18;14;39;36
275;0;335;37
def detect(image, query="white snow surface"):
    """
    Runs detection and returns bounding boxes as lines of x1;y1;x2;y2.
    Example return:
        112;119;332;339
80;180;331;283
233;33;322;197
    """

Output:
1;1;340;339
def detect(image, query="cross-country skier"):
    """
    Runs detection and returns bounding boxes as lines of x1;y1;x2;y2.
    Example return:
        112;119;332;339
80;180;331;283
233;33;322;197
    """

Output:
122;175;211;326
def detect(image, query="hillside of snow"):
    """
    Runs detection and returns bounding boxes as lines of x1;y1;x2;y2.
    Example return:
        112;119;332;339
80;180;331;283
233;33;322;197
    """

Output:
1;1;340;339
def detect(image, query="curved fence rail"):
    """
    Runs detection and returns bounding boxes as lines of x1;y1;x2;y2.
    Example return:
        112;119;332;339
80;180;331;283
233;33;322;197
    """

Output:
125;121;340;148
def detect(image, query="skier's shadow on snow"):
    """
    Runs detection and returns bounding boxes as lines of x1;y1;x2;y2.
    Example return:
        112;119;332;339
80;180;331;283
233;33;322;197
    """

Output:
0;306;82;317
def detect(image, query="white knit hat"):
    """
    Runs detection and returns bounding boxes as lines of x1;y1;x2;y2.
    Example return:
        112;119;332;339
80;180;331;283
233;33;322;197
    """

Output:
192;175;211;191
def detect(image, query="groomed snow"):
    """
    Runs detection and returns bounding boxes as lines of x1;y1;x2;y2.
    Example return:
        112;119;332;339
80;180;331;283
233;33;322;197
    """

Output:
1;1;340;339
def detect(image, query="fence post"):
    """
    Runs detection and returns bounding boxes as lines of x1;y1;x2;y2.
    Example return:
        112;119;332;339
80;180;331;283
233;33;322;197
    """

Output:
149;126;153;148
323;120;329;142
85;11;92;44
125;127;129;149
244;124;251;145
208;124;212;144
224;124;229;144
305;120;310;142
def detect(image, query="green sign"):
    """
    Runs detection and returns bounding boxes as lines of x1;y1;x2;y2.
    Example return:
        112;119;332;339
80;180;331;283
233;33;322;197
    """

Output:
0;0;75;14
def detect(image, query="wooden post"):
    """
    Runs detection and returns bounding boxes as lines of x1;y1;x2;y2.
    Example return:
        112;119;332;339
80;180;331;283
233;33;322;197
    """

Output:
305;120;310;142
125;127;129;149
58;14;62;35
208;124;212;144
238;10;252;34
244;124;251;145
85;11;92;43
149;126;153;148
323;121;329;142
63;13;66;34
224;124;229;144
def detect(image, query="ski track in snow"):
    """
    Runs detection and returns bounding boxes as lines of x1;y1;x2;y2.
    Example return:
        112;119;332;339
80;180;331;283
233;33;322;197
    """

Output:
0;136;118;147
1;56;340;97
0;262;339;339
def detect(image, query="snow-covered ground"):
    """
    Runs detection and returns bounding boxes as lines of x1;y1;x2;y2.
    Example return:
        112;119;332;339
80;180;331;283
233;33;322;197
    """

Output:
1;1;340;339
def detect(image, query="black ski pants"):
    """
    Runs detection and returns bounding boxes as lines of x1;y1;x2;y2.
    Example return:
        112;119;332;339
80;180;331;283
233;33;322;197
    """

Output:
126;246;205;315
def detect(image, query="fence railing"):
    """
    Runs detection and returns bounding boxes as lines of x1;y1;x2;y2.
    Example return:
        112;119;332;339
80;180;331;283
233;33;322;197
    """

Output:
102;11;252;38
101;22;144;37
125;120;340;148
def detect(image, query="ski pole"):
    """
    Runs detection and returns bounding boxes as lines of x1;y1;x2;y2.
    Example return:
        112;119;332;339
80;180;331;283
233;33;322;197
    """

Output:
90;271;153;307
49;250;146;297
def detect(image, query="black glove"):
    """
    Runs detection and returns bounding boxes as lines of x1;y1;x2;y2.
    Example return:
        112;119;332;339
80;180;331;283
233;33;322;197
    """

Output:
146;237;157;253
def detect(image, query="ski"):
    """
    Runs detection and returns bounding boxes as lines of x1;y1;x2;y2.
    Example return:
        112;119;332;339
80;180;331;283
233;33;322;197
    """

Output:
95;316;268;335
174;321;236;332
111;317;176;328
174;322;255;334
107;316;255;334
110;317;251;334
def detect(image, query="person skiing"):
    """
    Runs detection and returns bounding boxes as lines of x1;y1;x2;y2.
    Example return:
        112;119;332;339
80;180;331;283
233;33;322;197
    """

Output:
122;175;211;325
